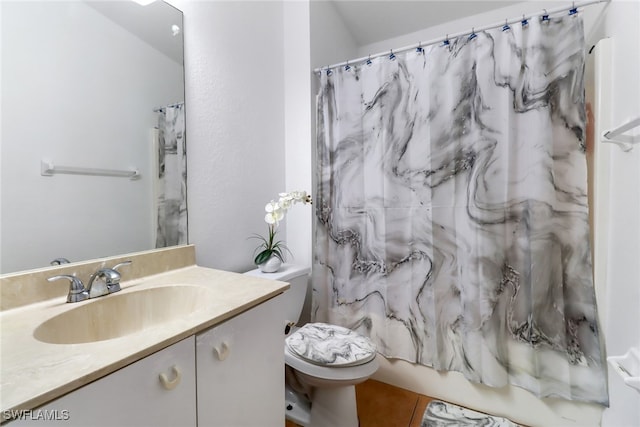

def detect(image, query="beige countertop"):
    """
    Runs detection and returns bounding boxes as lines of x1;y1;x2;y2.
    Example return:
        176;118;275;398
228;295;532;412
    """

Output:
0;264;288;417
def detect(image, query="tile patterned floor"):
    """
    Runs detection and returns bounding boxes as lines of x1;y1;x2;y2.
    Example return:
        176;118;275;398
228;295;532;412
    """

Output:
285;379;432;427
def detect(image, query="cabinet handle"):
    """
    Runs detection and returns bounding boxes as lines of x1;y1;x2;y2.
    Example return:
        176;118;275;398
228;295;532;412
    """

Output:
213;342;230;361
158;365;181;390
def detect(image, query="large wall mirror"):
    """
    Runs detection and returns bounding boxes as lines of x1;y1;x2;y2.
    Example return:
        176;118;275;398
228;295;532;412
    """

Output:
1;0;186;274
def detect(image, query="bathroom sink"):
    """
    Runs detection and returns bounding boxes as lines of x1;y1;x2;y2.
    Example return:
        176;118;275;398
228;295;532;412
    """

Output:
34;285;213;344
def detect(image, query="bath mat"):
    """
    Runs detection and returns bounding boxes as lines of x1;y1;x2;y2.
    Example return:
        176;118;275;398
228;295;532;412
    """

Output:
421;400;520;426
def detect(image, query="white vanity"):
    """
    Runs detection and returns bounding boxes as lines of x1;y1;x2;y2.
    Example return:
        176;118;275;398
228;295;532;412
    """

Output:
0;245;288;426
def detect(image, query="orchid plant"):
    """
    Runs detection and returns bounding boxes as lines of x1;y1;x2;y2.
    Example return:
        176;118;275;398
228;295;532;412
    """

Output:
251;191;312;266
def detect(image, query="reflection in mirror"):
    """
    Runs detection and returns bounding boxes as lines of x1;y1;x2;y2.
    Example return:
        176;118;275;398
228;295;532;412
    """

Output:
1;0;186;274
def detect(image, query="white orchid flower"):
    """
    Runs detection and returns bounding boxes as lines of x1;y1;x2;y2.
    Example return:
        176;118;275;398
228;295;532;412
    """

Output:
262;191;312;226
279;191;310;207
265;210;284;224
292;191;311;204
253;190;312;266
278;196;293;210
291;191;306;202
265;200;278;213
264;201;284;225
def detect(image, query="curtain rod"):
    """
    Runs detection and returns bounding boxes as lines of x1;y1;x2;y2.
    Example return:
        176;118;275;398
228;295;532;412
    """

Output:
153;101;184;112
313;0;609;73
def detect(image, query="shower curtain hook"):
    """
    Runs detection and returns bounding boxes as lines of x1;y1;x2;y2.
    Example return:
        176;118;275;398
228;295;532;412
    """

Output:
468;27;477;40
366;54;372;66
389;49;396;60
521;14;529;28
442;34;450;46
344;61;351;71
502;18;510;31
541;9;550;22
569;2;578;15
416;41;423;53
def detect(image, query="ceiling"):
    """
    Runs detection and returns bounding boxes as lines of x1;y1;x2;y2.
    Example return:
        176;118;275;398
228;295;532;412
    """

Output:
86;1;522;65
86;0;183;64
330;1;523;46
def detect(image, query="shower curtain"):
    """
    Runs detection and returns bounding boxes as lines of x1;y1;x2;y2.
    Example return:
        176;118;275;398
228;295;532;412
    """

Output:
155;104;187;247
314;14;608;405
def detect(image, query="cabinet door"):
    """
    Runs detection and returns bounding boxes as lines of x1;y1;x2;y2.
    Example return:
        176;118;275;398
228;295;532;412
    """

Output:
197;294;285;427
10;336;196;427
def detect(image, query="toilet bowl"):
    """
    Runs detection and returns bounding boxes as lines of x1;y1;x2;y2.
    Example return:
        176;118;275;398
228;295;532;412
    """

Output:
244;264;378;427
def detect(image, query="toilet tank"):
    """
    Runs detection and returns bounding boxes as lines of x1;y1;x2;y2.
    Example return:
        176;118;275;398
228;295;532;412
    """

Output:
244;264;310;327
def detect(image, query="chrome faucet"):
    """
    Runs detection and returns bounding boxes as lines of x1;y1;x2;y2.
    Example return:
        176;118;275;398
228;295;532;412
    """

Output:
48;275;89;303
87;268;117;298
106;260;132;292
87;261;132;298
48;260;132;303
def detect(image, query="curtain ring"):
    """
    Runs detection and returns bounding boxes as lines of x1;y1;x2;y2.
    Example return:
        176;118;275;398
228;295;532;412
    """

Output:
569;2;578;15
542;9;550;22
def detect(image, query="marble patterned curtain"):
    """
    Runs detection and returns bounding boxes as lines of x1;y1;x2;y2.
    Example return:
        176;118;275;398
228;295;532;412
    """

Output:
155;104;188;247
314;15;608;405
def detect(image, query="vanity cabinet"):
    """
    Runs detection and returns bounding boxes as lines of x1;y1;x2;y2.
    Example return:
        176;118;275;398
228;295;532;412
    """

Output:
10;336;196;427
8;294;286;427
196;294;286;427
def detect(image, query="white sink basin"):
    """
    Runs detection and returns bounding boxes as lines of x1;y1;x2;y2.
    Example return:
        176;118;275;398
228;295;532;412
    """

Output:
34;285;212;344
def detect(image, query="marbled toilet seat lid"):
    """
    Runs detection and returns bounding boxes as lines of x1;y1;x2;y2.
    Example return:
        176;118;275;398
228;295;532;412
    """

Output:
286;323;377;367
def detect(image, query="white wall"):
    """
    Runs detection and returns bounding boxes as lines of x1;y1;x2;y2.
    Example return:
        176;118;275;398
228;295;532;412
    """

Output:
281;0;359;323
0;1;183;273
310;0;358;70
284;1;313;270
173;0;286;273
284;0;360;273
172;0;353;275
595;2;640;426
357;1;609;57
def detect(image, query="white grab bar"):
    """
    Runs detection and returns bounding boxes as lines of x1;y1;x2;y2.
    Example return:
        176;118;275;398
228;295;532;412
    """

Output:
41;159;140;179
601;117;640;151
608;347;640;394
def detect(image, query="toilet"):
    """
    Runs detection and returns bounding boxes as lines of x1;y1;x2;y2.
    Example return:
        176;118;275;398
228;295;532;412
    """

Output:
244;264;379;427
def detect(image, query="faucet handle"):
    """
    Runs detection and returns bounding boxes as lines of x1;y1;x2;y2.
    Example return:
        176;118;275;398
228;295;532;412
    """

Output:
48;274;88;303
50;258;70;266
112;260;132;272
106;260;131;293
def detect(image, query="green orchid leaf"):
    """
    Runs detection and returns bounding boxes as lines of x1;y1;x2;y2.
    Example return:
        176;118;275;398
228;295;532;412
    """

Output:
254;250;273;265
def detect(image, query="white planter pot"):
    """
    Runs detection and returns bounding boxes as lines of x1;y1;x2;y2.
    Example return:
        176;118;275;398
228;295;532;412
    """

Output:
258;256;282;273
